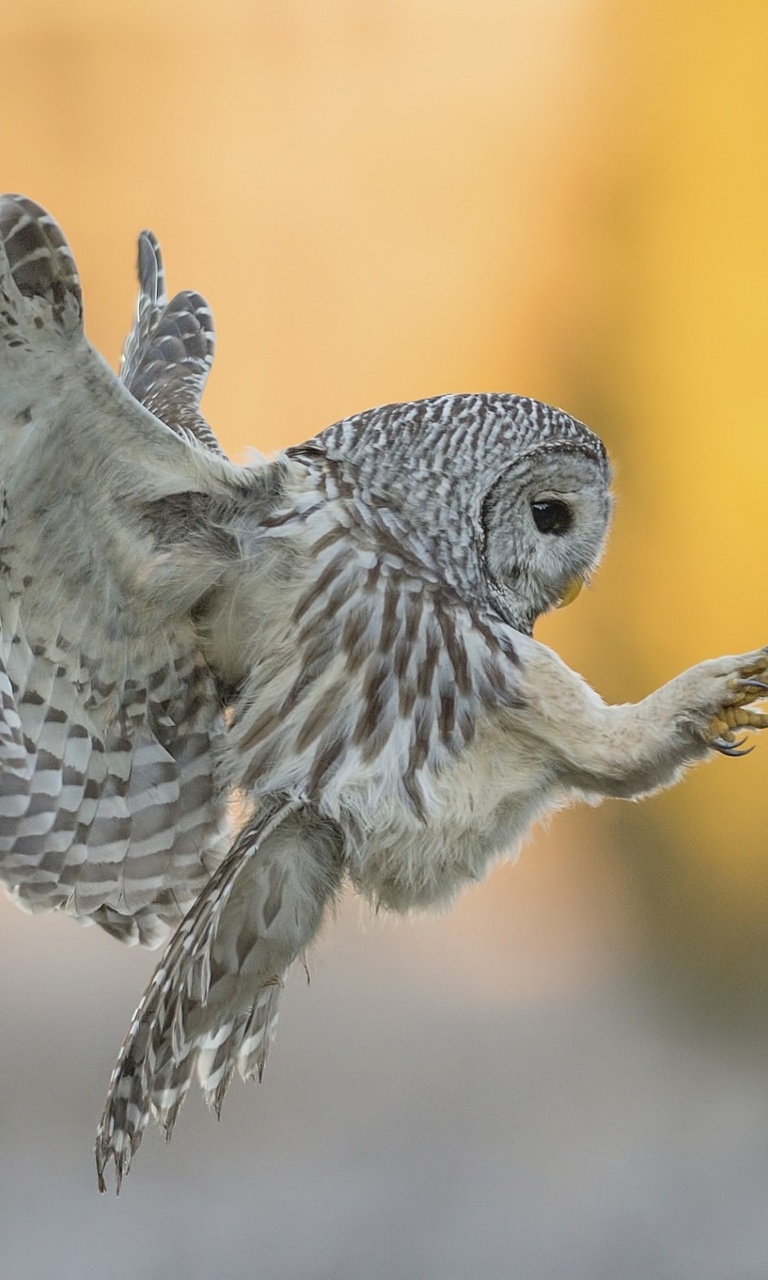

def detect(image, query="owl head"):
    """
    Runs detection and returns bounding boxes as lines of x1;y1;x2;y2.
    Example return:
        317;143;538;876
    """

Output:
480;439;612;634
307;392;612;635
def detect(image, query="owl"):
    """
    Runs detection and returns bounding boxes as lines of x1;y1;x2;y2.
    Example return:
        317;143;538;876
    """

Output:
0;197;765;1191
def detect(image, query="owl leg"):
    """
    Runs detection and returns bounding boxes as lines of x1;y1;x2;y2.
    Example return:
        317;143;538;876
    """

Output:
513;640;768;801
94;800;344;1192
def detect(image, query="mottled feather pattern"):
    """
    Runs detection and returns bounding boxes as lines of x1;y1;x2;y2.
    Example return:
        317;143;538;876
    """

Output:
304;395;609;602
95;799;344;1191
231;450;525;827
0;196;235;945
120;230;166;384
0;195;82;337
0;198;612;1187
0;533;228;943
7;198;753;1194
120;227;224;456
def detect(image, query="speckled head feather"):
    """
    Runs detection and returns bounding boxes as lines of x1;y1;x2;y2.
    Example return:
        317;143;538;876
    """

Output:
291;392;611;606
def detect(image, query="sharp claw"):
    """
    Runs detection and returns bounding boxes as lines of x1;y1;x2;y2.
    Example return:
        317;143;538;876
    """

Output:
735;678;768;695
711;735;754;758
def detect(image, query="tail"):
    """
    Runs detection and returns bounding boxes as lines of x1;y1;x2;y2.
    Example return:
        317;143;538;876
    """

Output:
95;800;344;1192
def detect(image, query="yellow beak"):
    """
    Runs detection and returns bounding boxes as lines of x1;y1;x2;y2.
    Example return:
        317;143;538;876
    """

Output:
557;576;583;609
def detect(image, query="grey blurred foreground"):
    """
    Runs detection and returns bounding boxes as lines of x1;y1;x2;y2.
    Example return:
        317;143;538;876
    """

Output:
1;832;768;1280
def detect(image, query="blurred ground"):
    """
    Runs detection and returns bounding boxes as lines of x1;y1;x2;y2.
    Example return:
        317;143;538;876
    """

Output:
2;818;768;1280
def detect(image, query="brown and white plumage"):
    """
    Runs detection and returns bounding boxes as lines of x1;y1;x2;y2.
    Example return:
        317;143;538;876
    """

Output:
0;197;766;1191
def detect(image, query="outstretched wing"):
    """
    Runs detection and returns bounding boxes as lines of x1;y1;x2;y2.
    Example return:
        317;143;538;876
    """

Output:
120;229;225;456
0;196;269;945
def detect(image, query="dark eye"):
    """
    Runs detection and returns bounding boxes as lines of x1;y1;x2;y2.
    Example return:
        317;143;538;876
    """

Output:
531;499;572;535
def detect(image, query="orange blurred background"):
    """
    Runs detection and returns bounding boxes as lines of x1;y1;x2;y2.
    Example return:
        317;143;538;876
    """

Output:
2;2;768;1276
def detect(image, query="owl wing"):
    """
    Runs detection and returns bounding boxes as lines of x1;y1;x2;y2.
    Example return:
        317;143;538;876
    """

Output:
0;195;268;945
119;229;225;456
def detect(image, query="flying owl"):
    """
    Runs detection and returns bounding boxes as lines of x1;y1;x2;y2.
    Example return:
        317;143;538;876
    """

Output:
0;197;765;1192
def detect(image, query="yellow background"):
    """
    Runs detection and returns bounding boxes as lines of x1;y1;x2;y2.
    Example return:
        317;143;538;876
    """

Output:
2;2;768;1274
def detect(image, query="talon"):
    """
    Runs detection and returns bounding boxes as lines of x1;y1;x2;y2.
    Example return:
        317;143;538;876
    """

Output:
711;735;754;758
739;655;768;679
733;678;768;697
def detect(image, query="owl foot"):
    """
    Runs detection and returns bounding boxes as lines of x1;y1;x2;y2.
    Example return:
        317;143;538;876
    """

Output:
706;649;768;756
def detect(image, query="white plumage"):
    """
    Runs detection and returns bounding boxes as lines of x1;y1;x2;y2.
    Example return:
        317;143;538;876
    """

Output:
0;196;765;1190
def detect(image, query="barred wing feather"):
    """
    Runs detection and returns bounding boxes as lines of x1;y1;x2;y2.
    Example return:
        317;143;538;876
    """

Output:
0;195;257;943
120;228;225;456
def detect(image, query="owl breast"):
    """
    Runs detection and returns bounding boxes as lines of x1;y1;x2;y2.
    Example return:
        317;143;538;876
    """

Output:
224;469;562;912
341;714;560;912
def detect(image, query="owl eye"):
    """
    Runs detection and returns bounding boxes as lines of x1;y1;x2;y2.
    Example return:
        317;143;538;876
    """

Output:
531;499;572;535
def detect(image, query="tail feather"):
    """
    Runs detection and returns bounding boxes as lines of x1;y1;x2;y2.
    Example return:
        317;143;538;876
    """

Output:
95;802;344;1192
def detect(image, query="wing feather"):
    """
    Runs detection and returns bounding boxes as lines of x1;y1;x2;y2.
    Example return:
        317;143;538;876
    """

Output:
120;230;167;382
120;228;225;456
0;196;274;944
